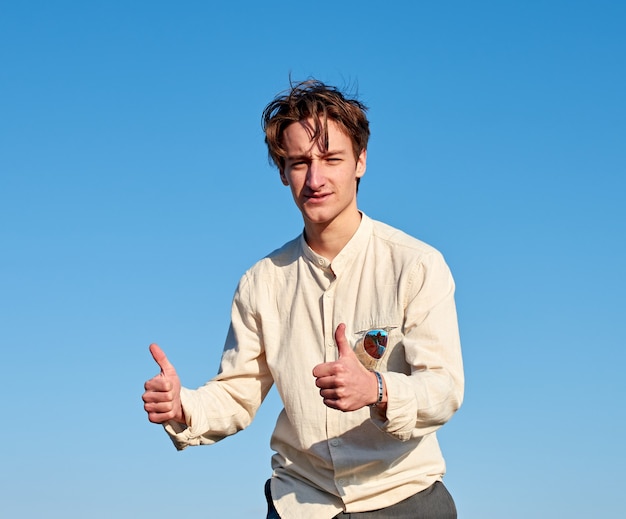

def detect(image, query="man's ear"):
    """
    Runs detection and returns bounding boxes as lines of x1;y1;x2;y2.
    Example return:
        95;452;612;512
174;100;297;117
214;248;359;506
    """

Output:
356;149;367;179
279;169;289;186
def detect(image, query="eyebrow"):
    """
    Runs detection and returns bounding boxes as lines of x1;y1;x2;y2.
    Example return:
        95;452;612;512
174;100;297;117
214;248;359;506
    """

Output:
285;147;349;164
324;149;346;156
285;153;310;162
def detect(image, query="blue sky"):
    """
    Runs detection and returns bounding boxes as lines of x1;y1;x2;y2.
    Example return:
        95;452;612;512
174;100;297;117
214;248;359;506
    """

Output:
1;1;624;517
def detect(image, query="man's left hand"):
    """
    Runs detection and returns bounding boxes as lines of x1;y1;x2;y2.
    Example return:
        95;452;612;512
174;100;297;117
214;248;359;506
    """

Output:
312;323;383;411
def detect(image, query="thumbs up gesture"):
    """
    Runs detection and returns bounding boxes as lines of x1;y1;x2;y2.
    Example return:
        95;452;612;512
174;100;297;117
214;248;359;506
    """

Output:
312;324;386;412
142;344;185;425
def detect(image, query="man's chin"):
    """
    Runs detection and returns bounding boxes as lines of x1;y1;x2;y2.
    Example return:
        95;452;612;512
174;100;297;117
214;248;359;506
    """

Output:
302;210;334;227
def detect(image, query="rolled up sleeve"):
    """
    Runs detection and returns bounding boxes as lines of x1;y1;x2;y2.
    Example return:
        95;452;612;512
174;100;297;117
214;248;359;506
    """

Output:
162;273;274;450
371;251;464;440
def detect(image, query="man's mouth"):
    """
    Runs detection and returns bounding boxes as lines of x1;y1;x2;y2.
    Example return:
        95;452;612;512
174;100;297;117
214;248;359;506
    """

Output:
305;192;331;202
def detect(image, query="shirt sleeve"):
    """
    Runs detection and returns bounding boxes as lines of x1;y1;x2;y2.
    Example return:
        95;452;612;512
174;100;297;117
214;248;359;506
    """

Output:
370;250;464;441
163;273;274;450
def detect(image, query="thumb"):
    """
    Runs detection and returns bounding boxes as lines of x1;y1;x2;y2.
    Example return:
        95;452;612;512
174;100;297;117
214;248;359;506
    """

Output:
335;323;355;359
149;343;177;377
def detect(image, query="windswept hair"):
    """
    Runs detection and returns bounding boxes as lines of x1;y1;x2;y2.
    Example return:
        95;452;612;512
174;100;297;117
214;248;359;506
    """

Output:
262;79;370;174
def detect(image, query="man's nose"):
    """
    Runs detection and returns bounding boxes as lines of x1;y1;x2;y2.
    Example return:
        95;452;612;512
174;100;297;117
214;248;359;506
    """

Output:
306;161;325;189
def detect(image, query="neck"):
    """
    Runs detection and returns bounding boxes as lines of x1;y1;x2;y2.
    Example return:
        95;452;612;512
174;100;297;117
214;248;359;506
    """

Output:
304;210;362;262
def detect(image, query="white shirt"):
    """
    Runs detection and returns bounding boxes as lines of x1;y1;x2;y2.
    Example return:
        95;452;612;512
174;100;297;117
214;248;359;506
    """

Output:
165;213;464;518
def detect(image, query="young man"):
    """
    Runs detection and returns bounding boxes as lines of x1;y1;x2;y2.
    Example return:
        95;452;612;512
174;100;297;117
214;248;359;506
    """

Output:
143;80;464;518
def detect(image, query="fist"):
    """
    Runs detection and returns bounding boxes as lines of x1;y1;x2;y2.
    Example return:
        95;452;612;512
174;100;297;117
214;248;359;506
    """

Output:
142;344;185;424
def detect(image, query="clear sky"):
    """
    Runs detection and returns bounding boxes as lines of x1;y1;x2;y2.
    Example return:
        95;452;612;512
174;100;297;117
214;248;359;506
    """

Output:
1;1;624;517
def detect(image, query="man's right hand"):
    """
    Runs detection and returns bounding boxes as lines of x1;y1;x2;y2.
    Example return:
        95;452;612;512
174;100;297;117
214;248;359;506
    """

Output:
142;344;185;425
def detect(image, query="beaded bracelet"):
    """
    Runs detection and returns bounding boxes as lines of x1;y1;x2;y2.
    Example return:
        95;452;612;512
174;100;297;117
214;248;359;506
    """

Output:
371;371;384;407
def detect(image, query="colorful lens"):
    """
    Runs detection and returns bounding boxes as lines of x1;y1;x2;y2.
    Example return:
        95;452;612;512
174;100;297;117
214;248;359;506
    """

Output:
363;329;388;359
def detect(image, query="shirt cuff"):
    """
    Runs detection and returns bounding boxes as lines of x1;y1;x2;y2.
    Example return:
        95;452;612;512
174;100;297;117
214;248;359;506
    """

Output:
369;371;418;441
161;386;197;450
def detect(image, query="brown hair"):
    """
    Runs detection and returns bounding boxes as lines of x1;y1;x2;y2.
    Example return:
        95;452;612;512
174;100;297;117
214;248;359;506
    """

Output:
262;79;370;175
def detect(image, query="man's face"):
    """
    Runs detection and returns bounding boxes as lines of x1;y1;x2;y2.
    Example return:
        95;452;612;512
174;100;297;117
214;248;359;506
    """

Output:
280;118;366;230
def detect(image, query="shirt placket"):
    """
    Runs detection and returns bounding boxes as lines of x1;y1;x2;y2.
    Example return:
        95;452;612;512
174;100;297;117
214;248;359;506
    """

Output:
321;267;349;495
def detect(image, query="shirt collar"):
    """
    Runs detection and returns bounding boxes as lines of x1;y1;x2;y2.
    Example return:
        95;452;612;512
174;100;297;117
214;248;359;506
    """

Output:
299;213;373;277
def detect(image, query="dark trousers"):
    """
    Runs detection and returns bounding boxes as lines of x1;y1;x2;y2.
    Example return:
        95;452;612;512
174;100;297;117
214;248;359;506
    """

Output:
265;480;457;518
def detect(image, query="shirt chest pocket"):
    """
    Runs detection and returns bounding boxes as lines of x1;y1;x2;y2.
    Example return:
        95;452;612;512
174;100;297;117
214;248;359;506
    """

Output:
348;320;408;374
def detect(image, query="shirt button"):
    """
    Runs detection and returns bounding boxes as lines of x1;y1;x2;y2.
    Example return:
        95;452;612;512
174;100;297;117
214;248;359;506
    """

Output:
337;479;346;486
330;439;340;447
318;259;324;265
